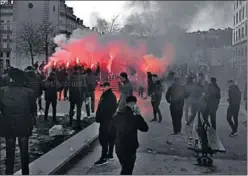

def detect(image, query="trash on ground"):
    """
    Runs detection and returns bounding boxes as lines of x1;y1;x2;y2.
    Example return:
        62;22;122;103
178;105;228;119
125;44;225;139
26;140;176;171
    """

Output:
49;125;64;137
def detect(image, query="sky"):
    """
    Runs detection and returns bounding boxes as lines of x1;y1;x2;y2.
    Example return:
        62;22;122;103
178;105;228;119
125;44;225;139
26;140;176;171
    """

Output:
66;1;130;27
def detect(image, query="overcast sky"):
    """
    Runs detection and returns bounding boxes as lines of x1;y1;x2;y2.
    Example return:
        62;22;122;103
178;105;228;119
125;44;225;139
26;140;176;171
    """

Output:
66;1;130;27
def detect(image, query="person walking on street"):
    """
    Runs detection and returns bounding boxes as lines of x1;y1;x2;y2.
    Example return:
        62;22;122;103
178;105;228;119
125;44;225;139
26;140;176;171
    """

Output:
166;77;185;134
43;72;60;123
227;80;241;137
63;68;69;100
147;72;153;97
85;63;100;116
68;66;88;129
117;72;133;110
0;68;37;175
183;76;194;123
57;67;67;101
111;96;149;175
186;73;208;126
95;82;117;166
203;77;220;130
24;66;43;114
150;74;163;123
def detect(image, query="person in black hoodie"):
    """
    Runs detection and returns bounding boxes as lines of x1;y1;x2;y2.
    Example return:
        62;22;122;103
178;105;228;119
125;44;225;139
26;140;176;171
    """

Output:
95;82;117;166
150;74;163;123
24;66;42;113
166;77;185;134
203;77;220;130
147;72;153;97
0;67;36;175
227;80;241;137
112;95;149;175
68;66;88;129
43;72;59;123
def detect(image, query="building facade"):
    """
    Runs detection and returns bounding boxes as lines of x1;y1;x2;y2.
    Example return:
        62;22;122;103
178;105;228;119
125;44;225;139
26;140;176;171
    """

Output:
0;0;13;69
232;0;247;77
6;0;89;68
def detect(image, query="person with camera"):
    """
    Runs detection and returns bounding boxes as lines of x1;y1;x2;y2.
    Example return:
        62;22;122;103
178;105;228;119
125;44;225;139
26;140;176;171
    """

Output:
111;96;149;175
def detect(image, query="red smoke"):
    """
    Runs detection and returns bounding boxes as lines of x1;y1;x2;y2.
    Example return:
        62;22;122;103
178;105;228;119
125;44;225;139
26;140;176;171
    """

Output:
47;33;174;77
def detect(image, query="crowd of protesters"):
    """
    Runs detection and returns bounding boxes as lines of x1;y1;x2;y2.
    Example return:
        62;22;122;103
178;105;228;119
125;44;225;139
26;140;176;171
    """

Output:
0;60;246;175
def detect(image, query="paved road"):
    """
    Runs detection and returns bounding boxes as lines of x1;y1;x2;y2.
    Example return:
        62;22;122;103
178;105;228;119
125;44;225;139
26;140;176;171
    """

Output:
65;93;247;175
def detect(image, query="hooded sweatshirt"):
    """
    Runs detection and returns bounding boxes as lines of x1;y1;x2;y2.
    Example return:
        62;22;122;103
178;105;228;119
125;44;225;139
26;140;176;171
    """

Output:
112;106;148;154
24;70;42;98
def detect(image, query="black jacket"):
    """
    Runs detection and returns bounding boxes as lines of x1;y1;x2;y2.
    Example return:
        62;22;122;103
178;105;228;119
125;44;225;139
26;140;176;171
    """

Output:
68;71;87;103
150;80;163;102
24;70;42;98
85;67;99;92
228;85;241;105
166;83;185;108
96;88;117;124
43;75;59;101
206;83;220;111
112;106;149;154
0;82;36;137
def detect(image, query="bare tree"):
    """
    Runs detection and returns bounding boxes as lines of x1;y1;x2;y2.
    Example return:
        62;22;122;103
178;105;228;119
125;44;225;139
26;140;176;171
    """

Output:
96;18;109;34
123;12;158;37
16;22;42;65
95;14;121;34
109;14;120;33
37;22;57;63
141;12;158;37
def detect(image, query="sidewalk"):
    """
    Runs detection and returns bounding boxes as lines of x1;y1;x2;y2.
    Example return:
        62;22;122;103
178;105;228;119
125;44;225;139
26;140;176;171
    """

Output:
66;97;247;175
76;144;247;175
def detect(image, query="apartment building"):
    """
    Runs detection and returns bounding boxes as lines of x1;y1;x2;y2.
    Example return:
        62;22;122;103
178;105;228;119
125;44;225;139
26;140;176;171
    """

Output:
0;0;13;69
7;0;89;68
232;0;247;77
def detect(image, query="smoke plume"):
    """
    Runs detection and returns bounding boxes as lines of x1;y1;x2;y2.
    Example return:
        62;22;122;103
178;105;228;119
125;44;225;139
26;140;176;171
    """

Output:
47;28;175;80
124;1;232;32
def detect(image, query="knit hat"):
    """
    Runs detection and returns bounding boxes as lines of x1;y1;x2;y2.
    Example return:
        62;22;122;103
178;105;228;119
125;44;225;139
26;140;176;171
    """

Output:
8;67;26;83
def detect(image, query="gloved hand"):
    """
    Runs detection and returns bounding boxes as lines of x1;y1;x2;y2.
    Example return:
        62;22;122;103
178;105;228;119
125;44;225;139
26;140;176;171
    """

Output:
133;104;141;115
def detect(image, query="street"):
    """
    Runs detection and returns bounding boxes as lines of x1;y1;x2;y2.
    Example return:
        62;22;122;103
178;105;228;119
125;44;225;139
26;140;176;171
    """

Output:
65;92;247;175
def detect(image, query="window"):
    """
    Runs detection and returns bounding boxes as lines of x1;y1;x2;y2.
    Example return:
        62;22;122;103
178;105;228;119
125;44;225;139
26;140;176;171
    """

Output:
6;51;10;58
6;59;10;67
241;48;244;56
236;13;238;24
239;9;242;22
245;23;247;36
0;52;3;58
234;16;235;26
241;27;244;38
53;6;55;12
246;5;247;17
245;47;247;57
242;7;245;19
236;31;238;41
238;28;241;40
233;32;236;42
237;0;238;7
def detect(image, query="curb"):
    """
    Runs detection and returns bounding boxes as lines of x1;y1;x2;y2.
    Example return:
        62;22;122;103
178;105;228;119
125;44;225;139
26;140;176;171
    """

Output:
14;123;99;175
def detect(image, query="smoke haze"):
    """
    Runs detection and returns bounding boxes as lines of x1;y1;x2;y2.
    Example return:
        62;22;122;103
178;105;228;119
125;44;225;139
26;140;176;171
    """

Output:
124;1;232;32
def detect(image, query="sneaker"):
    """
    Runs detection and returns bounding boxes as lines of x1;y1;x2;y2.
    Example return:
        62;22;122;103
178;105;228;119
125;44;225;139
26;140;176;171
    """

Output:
150;119;157;122
94;158;108;166
229;132;238;137
106;155;114;161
